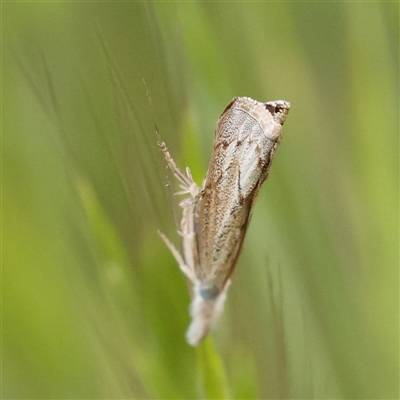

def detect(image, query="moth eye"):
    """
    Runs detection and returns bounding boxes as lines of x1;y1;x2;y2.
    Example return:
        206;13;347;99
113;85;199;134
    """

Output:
265;103;281;115
199;285;220;301
265;101;290;125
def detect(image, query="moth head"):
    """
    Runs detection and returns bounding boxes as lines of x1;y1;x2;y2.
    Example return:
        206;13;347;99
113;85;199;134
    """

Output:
264;100;291;126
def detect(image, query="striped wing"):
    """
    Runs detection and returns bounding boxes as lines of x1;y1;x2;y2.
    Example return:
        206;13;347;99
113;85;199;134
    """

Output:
195;97;289;293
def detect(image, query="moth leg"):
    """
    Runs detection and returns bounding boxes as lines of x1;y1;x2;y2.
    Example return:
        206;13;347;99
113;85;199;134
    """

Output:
157;230;196;283
158;141;200;198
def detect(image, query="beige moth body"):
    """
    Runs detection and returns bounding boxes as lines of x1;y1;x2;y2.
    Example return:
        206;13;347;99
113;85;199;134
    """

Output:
158;97;290;346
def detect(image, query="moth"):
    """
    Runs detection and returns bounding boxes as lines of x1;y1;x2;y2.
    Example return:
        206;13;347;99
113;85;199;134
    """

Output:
158;97;290;346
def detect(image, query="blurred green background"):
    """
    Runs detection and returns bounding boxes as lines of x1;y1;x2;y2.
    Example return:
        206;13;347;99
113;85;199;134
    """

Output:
3;2;398;399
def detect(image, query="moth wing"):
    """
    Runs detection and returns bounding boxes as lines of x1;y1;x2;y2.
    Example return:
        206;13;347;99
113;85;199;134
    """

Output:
195;97;283;290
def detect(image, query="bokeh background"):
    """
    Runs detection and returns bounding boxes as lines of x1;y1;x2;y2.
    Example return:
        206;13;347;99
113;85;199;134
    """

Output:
3;2;398;399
